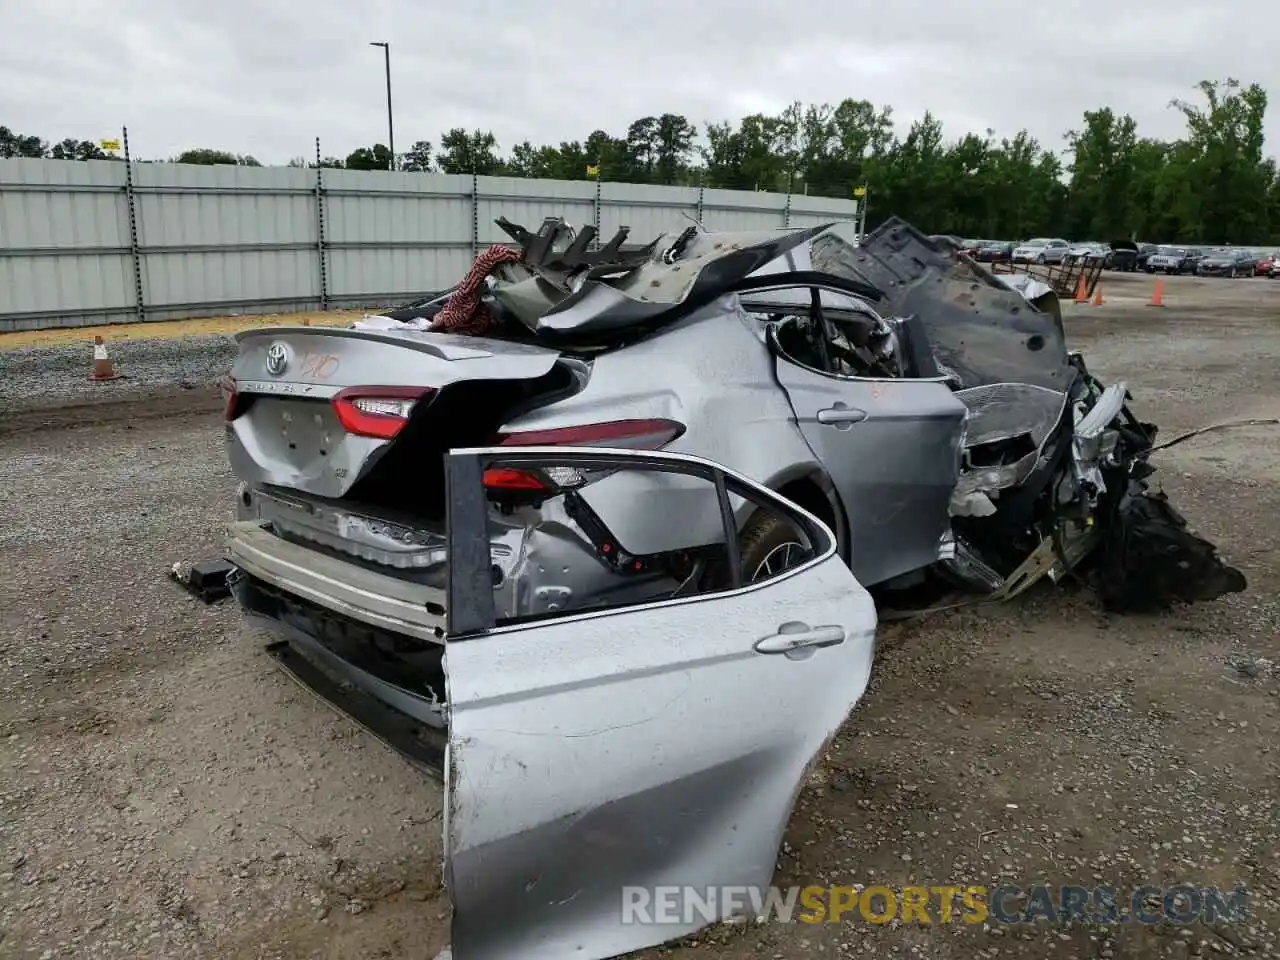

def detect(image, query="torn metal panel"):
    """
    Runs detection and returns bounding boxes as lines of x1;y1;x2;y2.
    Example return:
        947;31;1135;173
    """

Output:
534;223;832;339
952;382;1070;499
1071;380;1129;499
810;217;1074;391
991;273;1055;303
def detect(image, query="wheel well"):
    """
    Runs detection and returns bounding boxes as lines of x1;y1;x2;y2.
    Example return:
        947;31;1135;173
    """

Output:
775;476;846;559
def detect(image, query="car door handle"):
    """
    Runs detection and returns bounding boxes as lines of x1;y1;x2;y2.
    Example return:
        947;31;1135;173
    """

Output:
754;622;846;655
817;407;867;425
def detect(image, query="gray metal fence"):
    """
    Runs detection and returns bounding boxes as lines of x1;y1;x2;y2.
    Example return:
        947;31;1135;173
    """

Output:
0;158;861;333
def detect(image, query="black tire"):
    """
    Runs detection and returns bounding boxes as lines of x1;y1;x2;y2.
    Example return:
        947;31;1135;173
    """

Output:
737;510;814;584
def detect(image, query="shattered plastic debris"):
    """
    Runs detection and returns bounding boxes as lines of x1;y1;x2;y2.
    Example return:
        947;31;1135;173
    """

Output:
1092;483;1247;612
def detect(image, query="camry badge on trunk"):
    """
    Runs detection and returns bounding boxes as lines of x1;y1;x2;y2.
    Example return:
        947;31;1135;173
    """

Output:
265;342;289;376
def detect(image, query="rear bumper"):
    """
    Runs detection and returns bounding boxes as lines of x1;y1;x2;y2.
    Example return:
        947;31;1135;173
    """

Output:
225;520;448;642
232;574;448;774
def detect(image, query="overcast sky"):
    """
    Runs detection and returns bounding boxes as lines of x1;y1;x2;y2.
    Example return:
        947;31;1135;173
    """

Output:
3;0;1278;166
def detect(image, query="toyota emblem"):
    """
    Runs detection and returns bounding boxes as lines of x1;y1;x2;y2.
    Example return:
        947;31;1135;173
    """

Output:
265;342;289;376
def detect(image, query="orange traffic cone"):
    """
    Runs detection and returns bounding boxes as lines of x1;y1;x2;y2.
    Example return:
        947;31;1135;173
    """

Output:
1092;288;1104;306
1147;278;1165;308
1073;272;1088;303
90;335;120;381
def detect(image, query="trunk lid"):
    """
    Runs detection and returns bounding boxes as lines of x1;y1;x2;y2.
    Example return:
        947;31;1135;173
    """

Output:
227;326;564;500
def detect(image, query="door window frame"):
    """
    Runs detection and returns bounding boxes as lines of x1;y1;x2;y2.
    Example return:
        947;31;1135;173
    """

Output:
443;447;838;641
744;280;952;386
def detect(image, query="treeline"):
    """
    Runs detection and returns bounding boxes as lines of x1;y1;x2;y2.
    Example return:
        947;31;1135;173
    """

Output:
4;79;1278;243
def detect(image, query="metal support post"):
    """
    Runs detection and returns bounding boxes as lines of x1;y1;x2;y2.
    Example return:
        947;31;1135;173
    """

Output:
122;126;145;322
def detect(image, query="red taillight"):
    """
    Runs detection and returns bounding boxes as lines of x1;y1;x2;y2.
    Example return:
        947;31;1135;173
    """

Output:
332;386;434;440
494;418;685;450
482;467;549;491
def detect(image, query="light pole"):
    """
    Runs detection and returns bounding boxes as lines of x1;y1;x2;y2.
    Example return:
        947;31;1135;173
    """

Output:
369;41;394;170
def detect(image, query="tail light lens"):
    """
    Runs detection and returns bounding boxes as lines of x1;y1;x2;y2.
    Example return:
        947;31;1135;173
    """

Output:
482;467;550;491
332;386;434;440
493;418;685;450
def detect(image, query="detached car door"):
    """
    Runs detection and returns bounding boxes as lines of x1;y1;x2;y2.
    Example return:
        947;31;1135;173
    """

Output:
441;446;878;960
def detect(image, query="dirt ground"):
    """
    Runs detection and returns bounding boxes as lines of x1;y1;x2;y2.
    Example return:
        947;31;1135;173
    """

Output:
0;309;365;351
1;271;1277;959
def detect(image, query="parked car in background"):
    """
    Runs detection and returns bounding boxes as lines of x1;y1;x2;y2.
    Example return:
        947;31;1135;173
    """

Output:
1066;242;1113;267
973;240;1014;263
1146;245;1202;274
1197;248;1257;278
1255;252;1279;276
1109;240;1139;272
1012;238;1070;264
1134;242;1159;271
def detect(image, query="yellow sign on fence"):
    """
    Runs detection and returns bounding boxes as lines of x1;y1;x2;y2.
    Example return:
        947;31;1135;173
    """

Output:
586;164;600;178
99;139;121;152
853;185;867;198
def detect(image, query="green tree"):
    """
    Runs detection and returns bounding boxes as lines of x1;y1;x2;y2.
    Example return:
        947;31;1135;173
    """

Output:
0;126;47;157
436;129;501;175
401;140;433;172
1066;108;1140;239
173;148;259;166
1170;79;1270;242
9;77;1280;244
506;140;561;178
49;138;109;161
653;114;696;185
344;144;392;170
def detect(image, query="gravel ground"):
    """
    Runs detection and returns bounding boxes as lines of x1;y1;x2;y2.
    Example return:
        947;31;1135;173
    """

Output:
0;271;1277;959
0;335;238;407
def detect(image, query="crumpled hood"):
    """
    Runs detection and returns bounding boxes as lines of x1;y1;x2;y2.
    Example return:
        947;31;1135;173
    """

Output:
809;217;1074;391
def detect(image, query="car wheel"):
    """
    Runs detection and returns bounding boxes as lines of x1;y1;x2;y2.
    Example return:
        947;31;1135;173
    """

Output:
738;509;815;584
1230;267;1237;278
1035;254;1045;264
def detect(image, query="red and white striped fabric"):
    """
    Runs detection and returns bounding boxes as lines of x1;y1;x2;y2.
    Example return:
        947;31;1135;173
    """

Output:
429;244;523;336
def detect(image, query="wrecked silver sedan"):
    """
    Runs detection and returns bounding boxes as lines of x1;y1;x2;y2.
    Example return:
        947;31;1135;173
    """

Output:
222;214;1244;959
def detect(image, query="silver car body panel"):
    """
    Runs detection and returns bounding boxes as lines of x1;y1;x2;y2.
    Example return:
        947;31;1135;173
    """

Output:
225;519;447;642
441;446;878;960
765;342;967;586
227;328;561;499
494;301;852;566
227;218;1075;592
